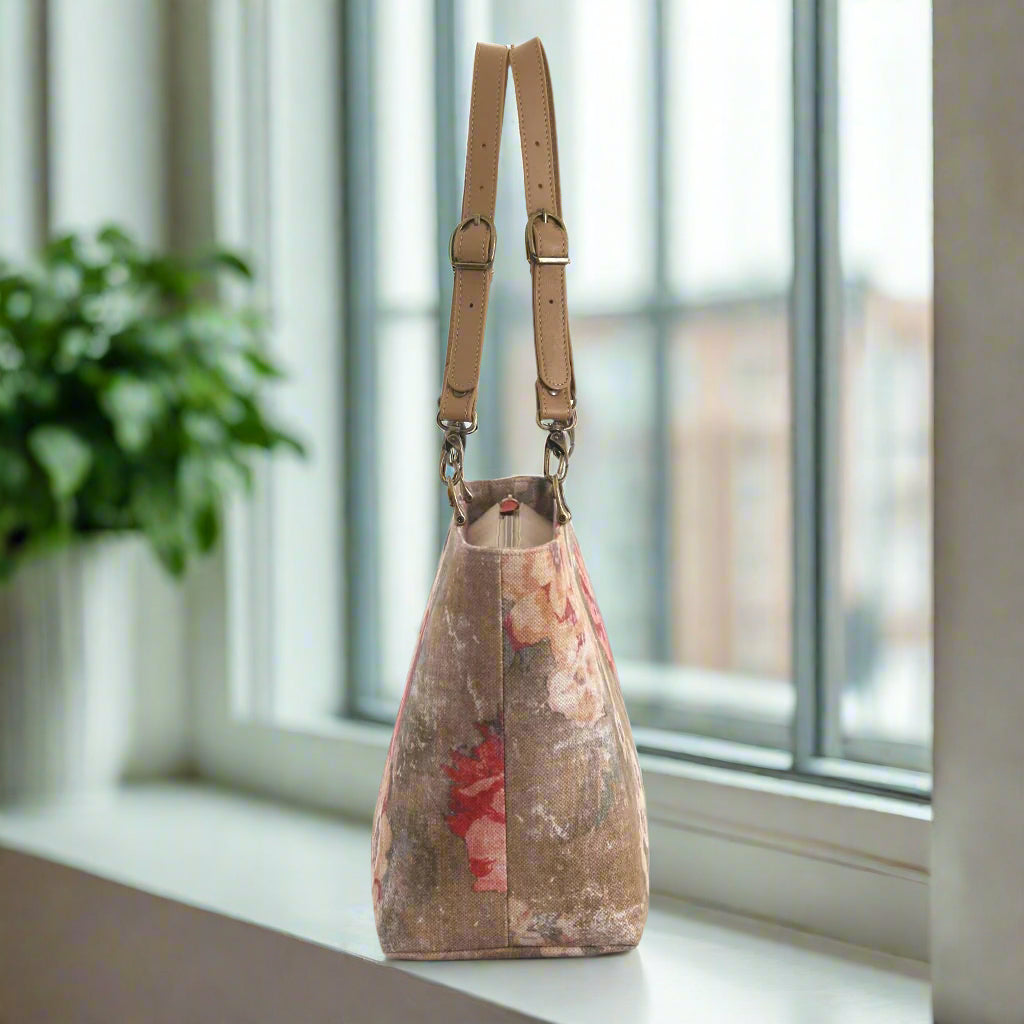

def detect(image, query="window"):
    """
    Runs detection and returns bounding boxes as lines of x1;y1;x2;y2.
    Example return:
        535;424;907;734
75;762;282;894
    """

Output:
830;0;933;771
189;0;933;956
231;0;932;796
335;0;932;793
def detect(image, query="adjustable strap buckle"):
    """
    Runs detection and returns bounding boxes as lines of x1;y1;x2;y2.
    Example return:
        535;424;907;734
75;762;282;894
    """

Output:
525;209;570;266
449;214;497;271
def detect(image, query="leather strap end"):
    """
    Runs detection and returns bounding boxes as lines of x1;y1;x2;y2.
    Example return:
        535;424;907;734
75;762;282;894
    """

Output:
532;263;572;392
535;379;574;424
444;268;492;396
439;384;476;425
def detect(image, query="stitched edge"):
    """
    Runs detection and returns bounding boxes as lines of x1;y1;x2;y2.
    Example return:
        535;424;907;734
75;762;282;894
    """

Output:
498;550;510;948
520;42;570;393
466;51;507;388
512;46;531;211
445;48;483;398
534;41;570;391
384;944;636;959
447;47;505;399
535;41;555;217
512;46;551;386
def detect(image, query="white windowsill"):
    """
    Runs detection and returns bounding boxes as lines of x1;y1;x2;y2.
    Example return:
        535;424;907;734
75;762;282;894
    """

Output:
194;710;930;959
0;781;930;1024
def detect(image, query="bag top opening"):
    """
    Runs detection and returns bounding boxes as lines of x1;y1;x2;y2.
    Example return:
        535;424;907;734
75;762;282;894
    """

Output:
460;476;558;549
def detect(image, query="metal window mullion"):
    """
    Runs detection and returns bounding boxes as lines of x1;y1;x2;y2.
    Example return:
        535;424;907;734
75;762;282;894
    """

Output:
790;0;821;771
652;0;673;664
815;0;845;761
242;0;276;719
342;0;381;715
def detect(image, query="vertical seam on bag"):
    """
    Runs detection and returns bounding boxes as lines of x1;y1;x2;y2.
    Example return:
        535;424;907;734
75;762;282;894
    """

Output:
498;550;510;947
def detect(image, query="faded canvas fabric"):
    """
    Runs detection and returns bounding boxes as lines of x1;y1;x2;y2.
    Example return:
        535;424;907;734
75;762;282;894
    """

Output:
371;479;649;959
371;38;649;960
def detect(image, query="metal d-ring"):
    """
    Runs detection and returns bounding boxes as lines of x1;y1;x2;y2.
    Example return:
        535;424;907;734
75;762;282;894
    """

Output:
438;426;473;525
543;425;574;524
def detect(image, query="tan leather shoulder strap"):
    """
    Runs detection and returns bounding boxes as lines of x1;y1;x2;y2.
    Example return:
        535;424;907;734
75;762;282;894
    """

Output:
510;37;575;426
438;38;577;524
438;43;510;428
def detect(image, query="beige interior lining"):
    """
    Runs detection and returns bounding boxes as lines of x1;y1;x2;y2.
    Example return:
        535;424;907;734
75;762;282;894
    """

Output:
464;498;554;549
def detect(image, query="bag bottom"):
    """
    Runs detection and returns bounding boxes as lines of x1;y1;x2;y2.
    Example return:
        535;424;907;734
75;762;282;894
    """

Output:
385;943;636;961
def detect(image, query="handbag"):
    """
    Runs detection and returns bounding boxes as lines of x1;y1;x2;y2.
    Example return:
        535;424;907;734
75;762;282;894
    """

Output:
371;37;649;960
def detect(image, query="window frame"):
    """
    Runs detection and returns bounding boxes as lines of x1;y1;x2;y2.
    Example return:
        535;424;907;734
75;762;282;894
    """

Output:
188;0;931;962
339;0;931;790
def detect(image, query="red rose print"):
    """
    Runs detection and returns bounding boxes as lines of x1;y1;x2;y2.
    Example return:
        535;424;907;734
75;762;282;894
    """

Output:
444;721;507;892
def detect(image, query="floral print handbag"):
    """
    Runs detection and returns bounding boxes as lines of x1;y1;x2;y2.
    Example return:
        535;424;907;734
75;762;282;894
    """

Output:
371;38;649;960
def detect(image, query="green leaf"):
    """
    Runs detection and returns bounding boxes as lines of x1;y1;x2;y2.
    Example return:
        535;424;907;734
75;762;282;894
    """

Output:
209;453;252;493
193;502;219;552
152;537;186;577
100;375;165;452
242;347;285;379
131;473;178;527
270;428;306;457
146;257;196;297
96;225;136;253
208;249;253;280
28;426;93;499
42;234;79;267
183;410;227;446
0;448;30;490
0;226;306;585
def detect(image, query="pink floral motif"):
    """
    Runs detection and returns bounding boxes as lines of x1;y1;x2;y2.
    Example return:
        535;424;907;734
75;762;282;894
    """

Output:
444;721;507;892
547;633;603;726
504;541;604;727
504;544;575;649
569;530;616;672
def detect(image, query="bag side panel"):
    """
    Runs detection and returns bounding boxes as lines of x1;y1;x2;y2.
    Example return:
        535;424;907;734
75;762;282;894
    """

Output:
372;535;508;955
501;528;649;952
566;524;650;895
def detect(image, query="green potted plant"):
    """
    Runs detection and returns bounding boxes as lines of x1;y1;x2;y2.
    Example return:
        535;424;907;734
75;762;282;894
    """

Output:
0;226;303;801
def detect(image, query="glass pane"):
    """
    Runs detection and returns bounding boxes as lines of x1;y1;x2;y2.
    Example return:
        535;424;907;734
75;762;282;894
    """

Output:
374;0;437;308
262;0;345;723
499;316;660;660
836;0;933;761
456;0;655;309
358;2;794;755
666;0;792;298
642;303;794;746
637;0;794;747
670;305;792;679
375;316;441;701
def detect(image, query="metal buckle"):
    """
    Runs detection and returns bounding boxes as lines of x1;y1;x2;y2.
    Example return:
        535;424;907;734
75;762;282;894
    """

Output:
525;209;570;266
449;214;497;271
